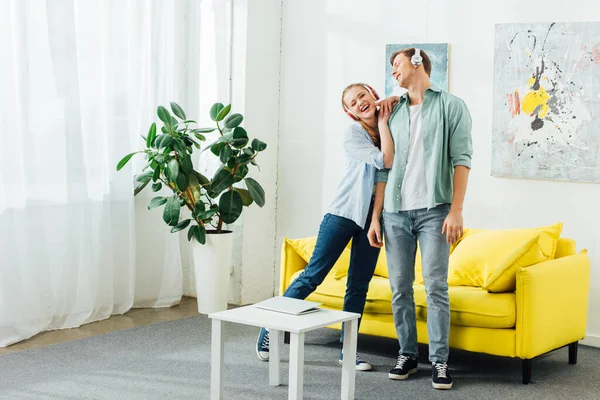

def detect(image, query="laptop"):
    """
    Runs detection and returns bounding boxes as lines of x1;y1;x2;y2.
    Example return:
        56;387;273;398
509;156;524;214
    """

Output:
254;296;322;315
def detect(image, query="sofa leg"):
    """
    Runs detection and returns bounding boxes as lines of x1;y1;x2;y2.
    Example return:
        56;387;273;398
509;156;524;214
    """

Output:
284;331;290;345
522;359;532;384
569;341;578;365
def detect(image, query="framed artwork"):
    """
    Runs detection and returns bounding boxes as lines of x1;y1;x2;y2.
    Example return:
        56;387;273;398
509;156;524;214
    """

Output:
492;22;600;182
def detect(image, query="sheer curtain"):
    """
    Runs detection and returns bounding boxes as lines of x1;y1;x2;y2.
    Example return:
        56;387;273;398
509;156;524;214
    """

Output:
0;0;231;347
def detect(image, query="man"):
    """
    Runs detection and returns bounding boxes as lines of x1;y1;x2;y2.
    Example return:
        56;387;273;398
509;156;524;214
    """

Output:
368;48;473;390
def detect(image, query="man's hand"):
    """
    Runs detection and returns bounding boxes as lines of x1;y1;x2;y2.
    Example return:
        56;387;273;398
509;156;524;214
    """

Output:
376;96;400;116
367;219;384;248
441;209;463;245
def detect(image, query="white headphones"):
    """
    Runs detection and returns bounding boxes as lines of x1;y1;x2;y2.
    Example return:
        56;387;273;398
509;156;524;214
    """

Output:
411;48;423;66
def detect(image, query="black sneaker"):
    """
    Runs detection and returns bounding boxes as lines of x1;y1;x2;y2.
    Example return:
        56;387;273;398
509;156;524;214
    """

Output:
432;362;453;389
388;354;418;380
256;328;269;361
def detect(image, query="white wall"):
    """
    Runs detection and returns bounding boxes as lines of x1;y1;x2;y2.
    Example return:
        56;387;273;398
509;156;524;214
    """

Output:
276;0;600;346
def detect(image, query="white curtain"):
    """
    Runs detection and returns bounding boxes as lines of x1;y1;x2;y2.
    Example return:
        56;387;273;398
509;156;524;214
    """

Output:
0;0;231;347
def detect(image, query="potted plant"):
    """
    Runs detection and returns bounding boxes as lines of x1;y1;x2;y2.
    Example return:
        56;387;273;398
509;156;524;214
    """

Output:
116;102;267;313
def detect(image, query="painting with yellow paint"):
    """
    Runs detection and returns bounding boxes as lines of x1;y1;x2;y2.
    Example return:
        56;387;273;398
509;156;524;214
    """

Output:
492;22;600;182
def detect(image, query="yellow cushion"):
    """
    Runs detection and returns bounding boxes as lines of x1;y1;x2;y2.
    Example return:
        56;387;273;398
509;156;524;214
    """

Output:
447;223;562;289
482;236;546;292
285;237;350;279
295;271;516;328
555;238;576;258
414;284;516;328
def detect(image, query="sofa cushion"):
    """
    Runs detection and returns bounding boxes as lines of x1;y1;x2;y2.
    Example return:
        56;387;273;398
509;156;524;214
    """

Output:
286;237;351;279
292;271;516;328
447;223;562;290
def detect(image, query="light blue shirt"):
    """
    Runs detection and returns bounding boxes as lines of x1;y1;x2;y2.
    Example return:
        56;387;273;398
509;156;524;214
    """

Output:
328;122;384;228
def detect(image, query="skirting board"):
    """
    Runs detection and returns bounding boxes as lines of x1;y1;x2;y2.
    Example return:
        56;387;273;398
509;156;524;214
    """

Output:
581;334;600;348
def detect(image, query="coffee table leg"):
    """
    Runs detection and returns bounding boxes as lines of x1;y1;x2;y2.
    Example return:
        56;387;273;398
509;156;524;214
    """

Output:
341;319;357;400
211;319;223;400
269;329;281;386
288;332;305;400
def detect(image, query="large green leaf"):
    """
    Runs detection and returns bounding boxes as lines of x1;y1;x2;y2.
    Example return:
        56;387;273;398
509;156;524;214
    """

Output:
196;208;218;222
116;152;139;171
157;106;173;126
148;196;167;210
219;145;233;164
146;123;157;148
156;134;173;150
176;171;189;191
180;155;194;174
210;142;227;157
166;159;180;183
216;104;231;122
251;138;267;152
245;177;265;207
231;127;249;148
211;167;235;194
170;219;191;233
210;103;225;121
237;153;252;165
134;179;150;196
234;188;254;207
173;138;188;155
193;127;216;133
163;195;181;226
192;201;206;218
224;113;243;129
152;166;161;182
170;102;186;120
135;171;153;184
187;224;206;244
219;190;243;224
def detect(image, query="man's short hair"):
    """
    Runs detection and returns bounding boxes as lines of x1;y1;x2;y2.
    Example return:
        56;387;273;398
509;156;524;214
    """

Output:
390;48;432;77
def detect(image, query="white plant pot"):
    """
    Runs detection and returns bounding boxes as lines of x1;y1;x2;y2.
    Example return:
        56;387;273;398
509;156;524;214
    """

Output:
191;231;233;314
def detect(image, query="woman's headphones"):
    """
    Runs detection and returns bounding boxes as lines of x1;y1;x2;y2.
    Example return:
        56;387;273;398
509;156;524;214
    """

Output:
342;84;380;121
411;48;423;66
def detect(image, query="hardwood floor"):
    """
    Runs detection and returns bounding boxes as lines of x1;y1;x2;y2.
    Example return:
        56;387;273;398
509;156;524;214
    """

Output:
0;296;199;355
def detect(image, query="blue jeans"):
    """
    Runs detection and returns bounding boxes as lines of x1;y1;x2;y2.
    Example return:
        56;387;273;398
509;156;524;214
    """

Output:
283;212;380;340
383;203;451;363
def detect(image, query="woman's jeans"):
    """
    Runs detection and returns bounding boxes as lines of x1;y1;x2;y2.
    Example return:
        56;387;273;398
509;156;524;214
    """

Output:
283;212;380;341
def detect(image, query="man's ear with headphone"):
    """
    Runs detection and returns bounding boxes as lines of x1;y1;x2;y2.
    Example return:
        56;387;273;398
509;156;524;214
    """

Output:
411;48;423;67
343;84;380;121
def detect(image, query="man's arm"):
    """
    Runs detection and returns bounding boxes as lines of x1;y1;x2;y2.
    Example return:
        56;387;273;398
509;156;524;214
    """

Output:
367;181;387;248
442;97;473;244
442;166;469;244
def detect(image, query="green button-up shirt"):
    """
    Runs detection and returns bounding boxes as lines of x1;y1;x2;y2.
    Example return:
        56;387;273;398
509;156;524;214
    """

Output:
376;85;473;211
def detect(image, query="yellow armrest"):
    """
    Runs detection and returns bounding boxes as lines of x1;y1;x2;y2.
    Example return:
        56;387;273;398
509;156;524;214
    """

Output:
516;250;590;359
279;238;308;295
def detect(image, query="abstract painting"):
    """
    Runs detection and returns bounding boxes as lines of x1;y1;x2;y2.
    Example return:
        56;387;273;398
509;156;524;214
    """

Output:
492;22;600;182
385;43;449;98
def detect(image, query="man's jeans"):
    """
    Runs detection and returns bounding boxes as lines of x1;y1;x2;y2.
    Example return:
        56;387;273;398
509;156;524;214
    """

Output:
383;203;451;363
283;212;380;339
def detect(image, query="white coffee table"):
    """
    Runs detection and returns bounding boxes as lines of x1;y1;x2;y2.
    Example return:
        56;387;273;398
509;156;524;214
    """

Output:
209;303;360;400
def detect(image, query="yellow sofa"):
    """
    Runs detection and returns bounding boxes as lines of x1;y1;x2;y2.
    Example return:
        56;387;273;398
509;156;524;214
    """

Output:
279;224;591;384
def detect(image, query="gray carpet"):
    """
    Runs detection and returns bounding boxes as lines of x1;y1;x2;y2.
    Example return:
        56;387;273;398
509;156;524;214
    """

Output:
1;315;599;400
